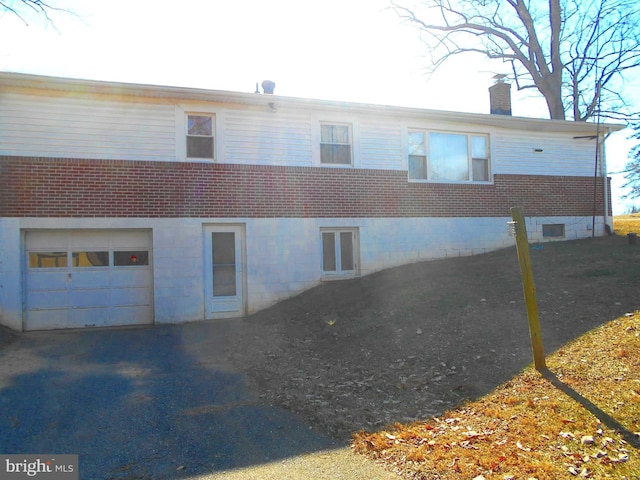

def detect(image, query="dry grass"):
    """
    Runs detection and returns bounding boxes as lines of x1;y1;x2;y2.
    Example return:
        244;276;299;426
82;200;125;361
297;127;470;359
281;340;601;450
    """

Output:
352;312;640;479
614;215;640;236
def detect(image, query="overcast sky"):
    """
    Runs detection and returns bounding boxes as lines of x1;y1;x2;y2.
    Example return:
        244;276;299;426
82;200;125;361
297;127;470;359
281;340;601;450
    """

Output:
1;0;636;212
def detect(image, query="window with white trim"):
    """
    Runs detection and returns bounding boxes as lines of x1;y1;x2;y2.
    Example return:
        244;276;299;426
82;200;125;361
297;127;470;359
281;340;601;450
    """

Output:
321;228;359;278
320;123;352;165
187;114;215;159
408;131;490;182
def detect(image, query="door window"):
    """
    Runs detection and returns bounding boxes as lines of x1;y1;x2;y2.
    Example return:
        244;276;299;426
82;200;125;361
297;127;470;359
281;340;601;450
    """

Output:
212;232;236;296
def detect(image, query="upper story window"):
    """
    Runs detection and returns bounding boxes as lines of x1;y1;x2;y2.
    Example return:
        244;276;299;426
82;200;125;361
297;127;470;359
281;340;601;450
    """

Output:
320;123;352;165
408;131;490;182
187;114;215;159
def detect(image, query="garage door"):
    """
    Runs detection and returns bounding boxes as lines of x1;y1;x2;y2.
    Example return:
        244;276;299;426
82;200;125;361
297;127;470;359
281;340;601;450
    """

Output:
25;229;153;330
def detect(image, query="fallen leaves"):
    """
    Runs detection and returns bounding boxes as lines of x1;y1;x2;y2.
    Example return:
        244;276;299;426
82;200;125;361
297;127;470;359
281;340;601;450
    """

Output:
352;312;640;479
580;435;594;445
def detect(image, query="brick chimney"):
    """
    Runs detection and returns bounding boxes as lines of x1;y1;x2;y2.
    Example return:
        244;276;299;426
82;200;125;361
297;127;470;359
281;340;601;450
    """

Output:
489;80;512;115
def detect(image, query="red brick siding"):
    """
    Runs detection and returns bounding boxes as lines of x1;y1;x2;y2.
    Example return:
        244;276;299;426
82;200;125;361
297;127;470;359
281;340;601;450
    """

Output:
0;156;607;218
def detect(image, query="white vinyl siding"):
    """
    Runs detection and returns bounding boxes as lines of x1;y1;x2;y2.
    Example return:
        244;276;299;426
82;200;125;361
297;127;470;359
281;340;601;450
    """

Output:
224;110;312;166
0;93;175;161
0;90;601;175
359;120;403;169
492;133;598;176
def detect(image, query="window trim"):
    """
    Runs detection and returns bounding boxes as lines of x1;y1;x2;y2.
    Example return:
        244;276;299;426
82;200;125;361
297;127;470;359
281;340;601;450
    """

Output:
320;227;360;279
407;129;492;184
318;121;354;167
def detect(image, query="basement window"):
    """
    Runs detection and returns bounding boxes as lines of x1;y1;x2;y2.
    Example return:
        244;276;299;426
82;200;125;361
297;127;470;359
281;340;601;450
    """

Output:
321;228;359;278
542;224;565;238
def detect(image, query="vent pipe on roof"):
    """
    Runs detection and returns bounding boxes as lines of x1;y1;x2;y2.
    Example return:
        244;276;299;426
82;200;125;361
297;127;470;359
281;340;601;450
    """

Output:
489;77;512;115
262;80;276;94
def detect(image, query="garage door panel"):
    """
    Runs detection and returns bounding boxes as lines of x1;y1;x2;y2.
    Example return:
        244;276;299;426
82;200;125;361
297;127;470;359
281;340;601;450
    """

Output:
111;287;151;306
27;309;69;331
111;269;151;288
110;306;152;326
70;290;110;308
26;231;68;249
70;231;109;249
70;270;110;288
27;271;69;290
69;308;110;328
28;290;68;309
111;230;149;247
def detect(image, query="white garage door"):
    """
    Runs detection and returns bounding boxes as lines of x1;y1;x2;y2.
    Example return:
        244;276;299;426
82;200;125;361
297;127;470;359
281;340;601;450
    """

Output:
25;229;153;330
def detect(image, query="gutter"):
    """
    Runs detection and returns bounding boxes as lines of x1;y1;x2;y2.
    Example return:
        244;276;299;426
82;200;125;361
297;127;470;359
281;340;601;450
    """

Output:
603;129;613;232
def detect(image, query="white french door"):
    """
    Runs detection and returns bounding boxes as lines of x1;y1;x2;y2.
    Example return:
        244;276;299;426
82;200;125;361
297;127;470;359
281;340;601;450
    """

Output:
203;225;246;319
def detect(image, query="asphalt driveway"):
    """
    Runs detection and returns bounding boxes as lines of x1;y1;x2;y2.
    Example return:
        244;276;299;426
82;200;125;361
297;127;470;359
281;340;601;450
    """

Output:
0;321;341;479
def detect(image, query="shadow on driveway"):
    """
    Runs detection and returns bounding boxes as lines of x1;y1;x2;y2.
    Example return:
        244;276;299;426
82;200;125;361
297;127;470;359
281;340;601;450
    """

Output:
0;321;336;479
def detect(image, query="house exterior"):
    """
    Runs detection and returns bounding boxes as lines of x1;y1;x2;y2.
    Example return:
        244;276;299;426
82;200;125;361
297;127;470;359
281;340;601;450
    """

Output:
0;72;622;331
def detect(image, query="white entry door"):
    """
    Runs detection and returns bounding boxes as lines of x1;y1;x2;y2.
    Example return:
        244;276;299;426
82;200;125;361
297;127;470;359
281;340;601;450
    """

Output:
25;229;153;330
203;225;245;319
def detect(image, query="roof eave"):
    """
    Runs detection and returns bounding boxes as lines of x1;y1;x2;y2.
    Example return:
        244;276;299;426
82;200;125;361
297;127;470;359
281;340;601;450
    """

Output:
0;71;625;134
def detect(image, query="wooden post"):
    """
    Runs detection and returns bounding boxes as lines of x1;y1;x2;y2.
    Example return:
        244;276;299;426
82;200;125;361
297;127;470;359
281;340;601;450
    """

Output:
510;206;547;372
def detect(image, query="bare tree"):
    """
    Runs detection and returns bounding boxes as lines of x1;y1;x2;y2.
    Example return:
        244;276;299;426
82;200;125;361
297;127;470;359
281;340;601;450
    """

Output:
1;0;67;25
391;0;640;121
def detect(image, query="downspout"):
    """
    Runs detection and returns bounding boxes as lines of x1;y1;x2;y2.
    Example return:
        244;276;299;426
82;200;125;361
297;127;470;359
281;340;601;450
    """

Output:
591;120;602;237
602;129;613;232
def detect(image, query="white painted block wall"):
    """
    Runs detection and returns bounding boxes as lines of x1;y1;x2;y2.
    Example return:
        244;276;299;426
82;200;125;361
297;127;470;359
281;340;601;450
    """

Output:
0;215;605;330
0;218;22;330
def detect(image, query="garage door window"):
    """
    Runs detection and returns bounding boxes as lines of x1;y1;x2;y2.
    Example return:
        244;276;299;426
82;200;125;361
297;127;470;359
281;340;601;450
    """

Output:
29;252;67;268
114;251;149;266
73;251;109;267
30;251;150;268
